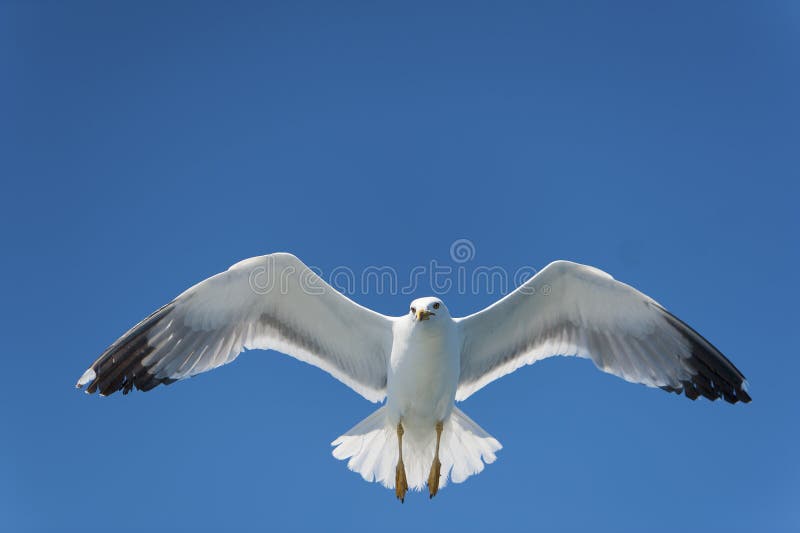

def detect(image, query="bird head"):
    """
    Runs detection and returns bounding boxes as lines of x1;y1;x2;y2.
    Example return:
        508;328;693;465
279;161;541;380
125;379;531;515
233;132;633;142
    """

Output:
409;297;448;322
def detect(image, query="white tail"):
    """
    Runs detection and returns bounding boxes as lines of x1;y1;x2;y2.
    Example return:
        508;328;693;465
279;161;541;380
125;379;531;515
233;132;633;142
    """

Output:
331;406;502;491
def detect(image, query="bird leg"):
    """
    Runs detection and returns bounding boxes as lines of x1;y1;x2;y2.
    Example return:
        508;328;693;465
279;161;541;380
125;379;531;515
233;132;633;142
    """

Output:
427;420;443;498
395;422;408;503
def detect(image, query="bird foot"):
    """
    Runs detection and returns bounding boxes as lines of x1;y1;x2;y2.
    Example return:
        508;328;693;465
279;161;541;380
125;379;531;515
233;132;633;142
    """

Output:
395;460;408;503
427;456;442;498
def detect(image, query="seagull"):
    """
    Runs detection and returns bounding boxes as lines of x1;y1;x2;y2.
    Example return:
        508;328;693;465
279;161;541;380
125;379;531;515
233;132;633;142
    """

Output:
76;253;750;501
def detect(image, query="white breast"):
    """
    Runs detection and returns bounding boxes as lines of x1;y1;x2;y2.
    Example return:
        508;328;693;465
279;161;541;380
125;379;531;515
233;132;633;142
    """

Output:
386;317;461;430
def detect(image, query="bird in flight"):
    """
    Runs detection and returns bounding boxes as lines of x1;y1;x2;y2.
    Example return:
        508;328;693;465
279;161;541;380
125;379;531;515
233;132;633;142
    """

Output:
77;253;750;501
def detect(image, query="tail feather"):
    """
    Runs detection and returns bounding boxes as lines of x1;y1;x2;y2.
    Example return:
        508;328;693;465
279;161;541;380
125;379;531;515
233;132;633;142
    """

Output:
448;407;501;483
331;406;501;491
332;406;397;486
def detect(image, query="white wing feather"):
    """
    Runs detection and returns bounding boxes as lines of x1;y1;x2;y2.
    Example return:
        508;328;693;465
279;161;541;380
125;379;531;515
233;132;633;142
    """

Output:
77;253;393;402
456;261;750;403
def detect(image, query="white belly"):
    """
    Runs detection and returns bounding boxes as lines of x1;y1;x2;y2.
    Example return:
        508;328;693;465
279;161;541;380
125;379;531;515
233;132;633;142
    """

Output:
386;319;460;431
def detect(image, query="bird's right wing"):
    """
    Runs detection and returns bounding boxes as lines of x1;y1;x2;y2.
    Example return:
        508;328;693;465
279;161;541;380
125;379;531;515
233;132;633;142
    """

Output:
76;253;393;402
456;260;750;403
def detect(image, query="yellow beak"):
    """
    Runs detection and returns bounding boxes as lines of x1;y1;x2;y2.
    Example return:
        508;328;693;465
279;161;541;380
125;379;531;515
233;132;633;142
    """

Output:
416;309;433;321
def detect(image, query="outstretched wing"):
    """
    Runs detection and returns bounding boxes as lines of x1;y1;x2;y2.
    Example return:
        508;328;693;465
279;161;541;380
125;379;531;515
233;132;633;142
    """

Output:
77;253;393;402
456;261;750;404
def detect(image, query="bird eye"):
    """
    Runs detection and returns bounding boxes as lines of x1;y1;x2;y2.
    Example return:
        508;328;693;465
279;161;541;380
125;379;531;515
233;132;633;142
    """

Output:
410;307;416;314
433;302;440;310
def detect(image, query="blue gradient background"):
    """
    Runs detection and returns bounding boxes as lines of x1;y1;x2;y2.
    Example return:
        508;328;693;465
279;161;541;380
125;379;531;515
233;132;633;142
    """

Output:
3;2;798;531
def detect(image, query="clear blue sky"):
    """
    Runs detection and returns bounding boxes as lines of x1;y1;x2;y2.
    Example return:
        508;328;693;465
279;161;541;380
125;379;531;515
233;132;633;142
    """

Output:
3;1;798;531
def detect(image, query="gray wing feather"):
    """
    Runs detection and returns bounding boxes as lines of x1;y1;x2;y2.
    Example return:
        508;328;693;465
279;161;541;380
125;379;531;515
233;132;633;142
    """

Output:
77;253;393;402
456;260;750;404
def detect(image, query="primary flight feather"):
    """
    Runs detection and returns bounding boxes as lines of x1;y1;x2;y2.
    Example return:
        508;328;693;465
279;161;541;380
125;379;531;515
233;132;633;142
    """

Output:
77;253;750;501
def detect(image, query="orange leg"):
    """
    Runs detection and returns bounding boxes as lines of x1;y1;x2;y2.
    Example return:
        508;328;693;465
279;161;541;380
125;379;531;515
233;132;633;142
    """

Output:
395;423;408;502
427;421;443;498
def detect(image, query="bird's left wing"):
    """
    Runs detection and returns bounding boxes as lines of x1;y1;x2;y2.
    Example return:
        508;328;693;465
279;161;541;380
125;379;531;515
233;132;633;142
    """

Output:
456;260;750;403
77;253;393;402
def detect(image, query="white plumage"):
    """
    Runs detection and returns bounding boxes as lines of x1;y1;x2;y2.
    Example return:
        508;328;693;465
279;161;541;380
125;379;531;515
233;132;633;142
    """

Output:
77;253;750;499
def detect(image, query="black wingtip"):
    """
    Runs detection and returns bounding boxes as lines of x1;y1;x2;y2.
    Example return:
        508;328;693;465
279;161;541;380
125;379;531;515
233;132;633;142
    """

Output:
657;306;751;405
78;302;177;397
